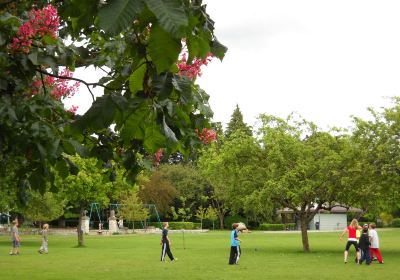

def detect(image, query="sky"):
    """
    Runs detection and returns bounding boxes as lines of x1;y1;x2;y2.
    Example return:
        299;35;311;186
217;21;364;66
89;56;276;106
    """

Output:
65;0;400;130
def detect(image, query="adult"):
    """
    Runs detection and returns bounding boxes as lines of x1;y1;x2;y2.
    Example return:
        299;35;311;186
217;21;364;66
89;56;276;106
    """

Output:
339;219;362;264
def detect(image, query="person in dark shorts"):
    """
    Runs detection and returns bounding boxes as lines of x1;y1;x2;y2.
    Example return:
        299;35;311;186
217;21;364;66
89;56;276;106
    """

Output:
228;223;242;265
160;222;176;262
339;219;362;264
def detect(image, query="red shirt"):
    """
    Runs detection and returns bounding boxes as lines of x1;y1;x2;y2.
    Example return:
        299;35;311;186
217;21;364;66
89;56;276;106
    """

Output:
347;226;357;239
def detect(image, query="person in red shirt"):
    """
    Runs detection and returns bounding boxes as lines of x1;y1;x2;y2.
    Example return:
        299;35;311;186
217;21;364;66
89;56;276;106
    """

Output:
339;219;362;264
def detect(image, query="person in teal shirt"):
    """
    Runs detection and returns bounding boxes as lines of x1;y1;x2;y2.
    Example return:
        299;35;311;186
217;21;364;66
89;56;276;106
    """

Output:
228;223;242;265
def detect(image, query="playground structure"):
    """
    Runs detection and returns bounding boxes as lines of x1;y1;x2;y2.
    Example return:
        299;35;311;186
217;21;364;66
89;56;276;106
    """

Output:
88;202;162;233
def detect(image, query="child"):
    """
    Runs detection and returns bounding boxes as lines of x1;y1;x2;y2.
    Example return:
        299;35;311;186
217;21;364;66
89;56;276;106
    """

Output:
38;224;49;254
160;222;176;262
354;226;362;263
369;223;384;264
358;225;371;265
339;219;361;264
9;218;20;255
228;223;242;265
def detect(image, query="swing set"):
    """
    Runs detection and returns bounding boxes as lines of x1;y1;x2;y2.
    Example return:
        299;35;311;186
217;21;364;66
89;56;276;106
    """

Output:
88;202;162;230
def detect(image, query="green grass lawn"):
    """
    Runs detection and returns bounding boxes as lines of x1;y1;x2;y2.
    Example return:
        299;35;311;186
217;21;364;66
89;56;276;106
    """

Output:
0;229;399;280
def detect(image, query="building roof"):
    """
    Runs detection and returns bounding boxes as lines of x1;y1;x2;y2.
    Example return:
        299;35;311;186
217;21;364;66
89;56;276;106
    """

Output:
277;206;363;214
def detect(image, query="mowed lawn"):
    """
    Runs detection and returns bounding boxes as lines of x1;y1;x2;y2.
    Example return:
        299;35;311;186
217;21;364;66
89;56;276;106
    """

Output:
0;229;399;280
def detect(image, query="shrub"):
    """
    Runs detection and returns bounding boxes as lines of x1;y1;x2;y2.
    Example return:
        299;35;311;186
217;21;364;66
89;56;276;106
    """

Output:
259;224;285;231
380;213;394;227
224;215;247;229
392;218;400;228
285;223;296;230
202;219;220;229
168;222;194;230
193;223;201;229
132;221;162;229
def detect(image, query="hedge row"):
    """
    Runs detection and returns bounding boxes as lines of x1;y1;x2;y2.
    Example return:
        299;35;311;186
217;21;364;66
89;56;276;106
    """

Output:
392;218;400;227
259;223;296;231
168;222;195;229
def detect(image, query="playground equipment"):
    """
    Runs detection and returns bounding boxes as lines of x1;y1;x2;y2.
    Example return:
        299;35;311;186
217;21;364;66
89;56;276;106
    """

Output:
88;203;162;230
88;202;103;229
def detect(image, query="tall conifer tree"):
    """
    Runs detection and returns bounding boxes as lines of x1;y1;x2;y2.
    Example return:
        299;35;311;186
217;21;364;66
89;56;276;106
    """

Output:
225;105;252;138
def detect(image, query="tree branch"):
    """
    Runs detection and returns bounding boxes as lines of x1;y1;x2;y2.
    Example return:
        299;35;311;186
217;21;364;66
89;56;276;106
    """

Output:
36;68;95;101
35;68;128;102
39;71;47;96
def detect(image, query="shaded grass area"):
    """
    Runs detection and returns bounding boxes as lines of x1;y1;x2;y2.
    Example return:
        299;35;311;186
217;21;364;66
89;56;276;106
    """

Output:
0;229;399;279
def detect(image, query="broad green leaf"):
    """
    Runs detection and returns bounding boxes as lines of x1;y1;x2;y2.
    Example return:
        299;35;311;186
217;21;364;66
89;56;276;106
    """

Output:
145;0;188;38
98;0;144;35
37;53;57;69
68;139;88;157
36;143;47;159
162;115;178;143
48;138;61;158
42;35;58;45
110;94;129;111
74;94;116;132
65;157;79;175
153;72;173;100
211;38;228;60
172;75;192;103
129;63;147;94
55;158;69;179
90;146;113;162
187;31;210;62
120;101;150;144
31;122;40;137
0;79;7;90
0;33;5;46
175;107;190;125
62;139;75;155
29;169;47;192
28;50;38;65
148;24;181;74
143;123;166;153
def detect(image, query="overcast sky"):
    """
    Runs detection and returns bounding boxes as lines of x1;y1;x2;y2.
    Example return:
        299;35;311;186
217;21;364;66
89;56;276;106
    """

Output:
197;0;400;129
65;0;400;130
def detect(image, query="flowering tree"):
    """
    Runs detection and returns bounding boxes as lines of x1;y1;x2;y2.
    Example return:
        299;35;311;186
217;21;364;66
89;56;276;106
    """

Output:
0;0;226;197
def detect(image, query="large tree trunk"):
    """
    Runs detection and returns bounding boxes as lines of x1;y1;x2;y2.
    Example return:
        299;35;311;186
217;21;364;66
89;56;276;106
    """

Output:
77;207;85;247
300;215;310;252
217;212;224;229
58;217;66;228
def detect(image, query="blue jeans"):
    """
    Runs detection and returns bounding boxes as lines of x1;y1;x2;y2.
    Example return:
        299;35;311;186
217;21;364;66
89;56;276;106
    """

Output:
360;248;371;264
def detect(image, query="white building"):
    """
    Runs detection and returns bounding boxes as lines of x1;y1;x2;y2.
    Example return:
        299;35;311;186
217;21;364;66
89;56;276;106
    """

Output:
278;206;363;231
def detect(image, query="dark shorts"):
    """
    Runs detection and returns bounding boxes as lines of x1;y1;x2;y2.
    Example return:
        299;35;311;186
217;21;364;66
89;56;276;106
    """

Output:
345;240;358;251
12;240;20;248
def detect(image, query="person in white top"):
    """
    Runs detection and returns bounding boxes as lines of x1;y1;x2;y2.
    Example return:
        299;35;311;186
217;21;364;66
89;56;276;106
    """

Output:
369;223;384;264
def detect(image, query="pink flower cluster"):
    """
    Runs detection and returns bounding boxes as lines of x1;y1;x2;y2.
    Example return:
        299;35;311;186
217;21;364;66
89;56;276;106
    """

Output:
67;105;79;114
32;68;80;100
195;128;217;144
9;4;59;53
177;52;213;80
154;148;163;166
